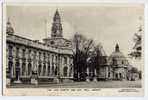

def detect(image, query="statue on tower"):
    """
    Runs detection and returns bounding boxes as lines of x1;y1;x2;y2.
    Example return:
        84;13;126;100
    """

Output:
6;19;14;35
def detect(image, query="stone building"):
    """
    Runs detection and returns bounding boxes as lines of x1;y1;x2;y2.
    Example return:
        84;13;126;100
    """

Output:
108;44;129;80
84;43;133;81
6;10;73;85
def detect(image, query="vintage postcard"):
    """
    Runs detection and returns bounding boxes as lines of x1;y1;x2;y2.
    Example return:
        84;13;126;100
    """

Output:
2;3;145;96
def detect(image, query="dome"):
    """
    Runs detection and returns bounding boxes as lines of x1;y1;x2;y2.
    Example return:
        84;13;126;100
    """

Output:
108;44;129;67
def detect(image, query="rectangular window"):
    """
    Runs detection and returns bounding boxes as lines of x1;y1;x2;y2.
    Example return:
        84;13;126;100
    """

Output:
16;47;19;58
22;49;25;58
28;49;31;59
64;57;67;65
8;46;13;57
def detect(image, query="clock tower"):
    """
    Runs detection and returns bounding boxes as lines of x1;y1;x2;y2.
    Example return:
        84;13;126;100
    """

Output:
51;9;63;38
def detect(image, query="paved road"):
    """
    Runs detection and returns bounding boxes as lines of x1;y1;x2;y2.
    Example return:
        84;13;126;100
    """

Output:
8;80;141;88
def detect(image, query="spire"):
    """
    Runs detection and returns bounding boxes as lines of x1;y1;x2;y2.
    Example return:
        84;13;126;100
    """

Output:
54;9;60;21
6;18;14;35
115;43;120;52
51;9;63;38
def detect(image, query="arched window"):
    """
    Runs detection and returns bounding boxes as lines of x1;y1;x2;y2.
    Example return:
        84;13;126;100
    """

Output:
122;61;124;64
48;64;50;75
43;64;46;76
115;73;118;79
22;63;26;75
63;66;68;77
8;61;13;76
108;72;110;78
55;66;57;75
28;63;32;76
119;73;122;79
69;66;72;77
38;64;42;76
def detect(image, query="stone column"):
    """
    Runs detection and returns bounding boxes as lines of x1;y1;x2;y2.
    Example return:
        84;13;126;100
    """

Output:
45;54;48;76
19;58;23;77
40;53;44;76
67;56;70;77
93;68;97;82
31;58;38;86
54;54;60;83
45;62;48;76
30;61;33;77
25;49;28;77
49;54;52;76
36;61;39;76
86;67;90;82
6;45;11;85
12;58;15;78
59;55;62;77
53;54;56;76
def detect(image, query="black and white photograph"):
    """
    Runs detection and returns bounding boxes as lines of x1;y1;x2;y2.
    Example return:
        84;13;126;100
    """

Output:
2;3;144;96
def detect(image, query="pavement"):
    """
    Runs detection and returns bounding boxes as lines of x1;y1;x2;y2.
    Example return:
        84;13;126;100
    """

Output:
8;80;142;88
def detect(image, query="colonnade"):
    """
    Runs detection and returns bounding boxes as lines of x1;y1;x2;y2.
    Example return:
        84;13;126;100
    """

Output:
6;43;73;84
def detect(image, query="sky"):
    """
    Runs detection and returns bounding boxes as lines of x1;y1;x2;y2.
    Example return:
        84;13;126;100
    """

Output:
6;4;144;70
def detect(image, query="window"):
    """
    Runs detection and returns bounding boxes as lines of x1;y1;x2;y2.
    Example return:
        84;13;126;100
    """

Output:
55;56;58;65
28;63;31;75
69;66;72;77
50;41;55;45
48;65;50;75
16;47;19;58
43;64;46;76
22;49;25;58
55;67;57;75
122;61;124;64
63;66;68;77
22;63;26;75
28;49;31;59
52;55;54;73
38;64;42;76
64;57;67;65
112;59;117;65
8;46;13;57
108;72;110;77
8;61;13;76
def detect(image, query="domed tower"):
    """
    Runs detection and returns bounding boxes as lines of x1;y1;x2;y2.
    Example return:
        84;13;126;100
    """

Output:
6;19;14;35
51;9;63;38
108;43;129;80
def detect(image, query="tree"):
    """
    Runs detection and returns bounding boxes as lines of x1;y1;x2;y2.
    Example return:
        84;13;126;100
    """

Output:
71;33;95;81
129;26;142;59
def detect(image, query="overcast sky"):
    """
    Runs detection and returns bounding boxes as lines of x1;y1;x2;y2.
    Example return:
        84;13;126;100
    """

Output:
6;4;144;70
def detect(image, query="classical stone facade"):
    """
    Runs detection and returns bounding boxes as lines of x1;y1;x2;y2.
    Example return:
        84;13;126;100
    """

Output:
6;10;73;85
